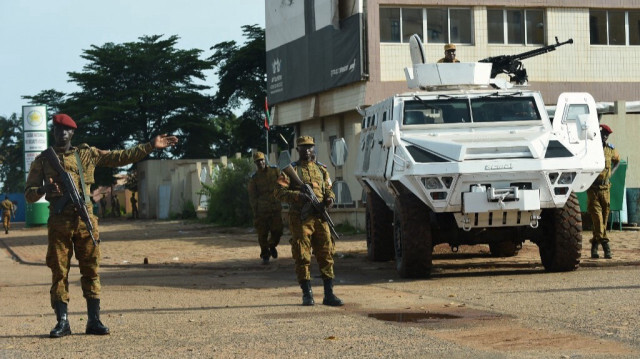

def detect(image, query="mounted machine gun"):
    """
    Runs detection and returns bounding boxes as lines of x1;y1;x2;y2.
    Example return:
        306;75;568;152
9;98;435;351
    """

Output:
479;37;573;85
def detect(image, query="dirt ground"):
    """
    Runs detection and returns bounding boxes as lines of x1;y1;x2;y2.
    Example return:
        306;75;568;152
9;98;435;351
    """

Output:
1;218;639;358
3;217;640;269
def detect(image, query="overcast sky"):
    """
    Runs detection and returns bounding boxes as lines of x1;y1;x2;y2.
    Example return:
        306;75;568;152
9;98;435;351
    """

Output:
0;0;265;118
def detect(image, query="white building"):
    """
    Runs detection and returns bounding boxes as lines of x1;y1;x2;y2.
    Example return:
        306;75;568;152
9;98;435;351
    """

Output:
266;0;640;222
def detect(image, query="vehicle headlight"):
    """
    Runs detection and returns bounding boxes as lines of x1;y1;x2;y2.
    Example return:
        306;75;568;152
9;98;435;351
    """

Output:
558;172;576;185
422;177;443;189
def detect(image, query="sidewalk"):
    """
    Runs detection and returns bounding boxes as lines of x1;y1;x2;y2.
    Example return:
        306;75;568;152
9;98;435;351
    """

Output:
1;218;639;270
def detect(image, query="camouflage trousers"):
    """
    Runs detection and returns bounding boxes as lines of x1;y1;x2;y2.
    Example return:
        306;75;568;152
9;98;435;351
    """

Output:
254;211;283;253
46;208;101;308
2;213;10;231
587;186;610;244
288;214;335;283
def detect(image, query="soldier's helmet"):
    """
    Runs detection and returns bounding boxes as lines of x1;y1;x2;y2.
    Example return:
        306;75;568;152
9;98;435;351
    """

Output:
253;151;266;161
297;136;315;146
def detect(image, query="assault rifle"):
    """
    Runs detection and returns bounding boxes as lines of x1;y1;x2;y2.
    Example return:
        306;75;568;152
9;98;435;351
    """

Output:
42;147;98;246
277;151;340;242
479;37;573;85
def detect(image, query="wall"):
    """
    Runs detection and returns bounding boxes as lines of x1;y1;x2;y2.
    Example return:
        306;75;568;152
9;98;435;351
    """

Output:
601;102;640;188
377;7;640;102
136;156;237;219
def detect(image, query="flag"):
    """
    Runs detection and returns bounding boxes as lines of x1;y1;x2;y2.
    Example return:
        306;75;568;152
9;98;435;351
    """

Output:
264;97;271;131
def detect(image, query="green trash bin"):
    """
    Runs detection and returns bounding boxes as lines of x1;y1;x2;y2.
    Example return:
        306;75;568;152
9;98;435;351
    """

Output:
576;160;627;227
25;201;49;227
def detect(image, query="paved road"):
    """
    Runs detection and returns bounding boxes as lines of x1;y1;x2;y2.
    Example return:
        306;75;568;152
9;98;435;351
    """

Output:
1;220;639;358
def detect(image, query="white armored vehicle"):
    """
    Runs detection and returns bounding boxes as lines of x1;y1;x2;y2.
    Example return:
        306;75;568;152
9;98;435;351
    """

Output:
355;35;604;278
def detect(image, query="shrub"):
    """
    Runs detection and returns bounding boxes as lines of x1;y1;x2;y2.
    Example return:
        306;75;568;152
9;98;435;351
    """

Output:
202;157;253;226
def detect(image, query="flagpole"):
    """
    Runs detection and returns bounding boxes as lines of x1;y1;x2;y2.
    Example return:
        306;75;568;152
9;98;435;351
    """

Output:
264;96;271;164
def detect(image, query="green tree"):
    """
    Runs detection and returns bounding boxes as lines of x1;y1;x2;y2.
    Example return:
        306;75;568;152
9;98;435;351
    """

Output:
26;35;220;188
22;89;67;116
65;35;216;159
0;114;25;193
209;25;293;156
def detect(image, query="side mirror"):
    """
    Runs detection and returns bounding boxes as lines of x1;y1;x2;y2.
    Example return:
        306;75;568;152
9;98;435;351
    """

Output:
381;120;399;148
330;138;349;167
576;114;597;140
277;150;292;171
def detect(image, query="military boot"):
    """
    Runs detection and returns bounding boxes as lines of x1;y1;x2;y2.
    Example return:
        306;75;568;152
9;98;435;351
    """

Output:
602;242;612;259
85;298;110;335
300;280;315;306
590;242;599;259
50;301;71;338
260;249;270;264
322;279;344;307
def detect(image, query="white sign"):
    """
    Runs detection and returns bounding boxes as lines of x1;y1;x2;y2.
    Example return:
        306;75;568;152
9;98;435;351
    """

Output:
24;132;48;151
23;105;47;182
24;152;40;174
22;106;47;131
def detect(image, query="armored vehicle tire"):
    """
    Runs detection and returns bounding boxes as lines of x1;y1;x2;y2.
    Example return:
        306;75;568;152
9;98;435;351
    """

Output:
393;195;432;278
489;240;519;257
538;192;582;272
365;189;394;261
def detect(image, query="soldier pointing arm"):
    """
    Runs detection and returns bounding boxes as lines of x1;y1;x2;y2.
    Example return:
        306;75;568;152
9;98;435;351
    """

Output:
24;113;177;338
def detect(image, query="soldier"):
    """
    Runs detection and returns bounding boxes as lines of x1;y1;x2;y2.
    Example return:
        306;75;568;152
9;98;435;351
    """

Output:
130;193;139;219
275;136;343;307
587;124;620;259
111;195;121;217
1;195;14;234
24;113;177;338
99;194;107;218
437;43;460;63
248;151;283;264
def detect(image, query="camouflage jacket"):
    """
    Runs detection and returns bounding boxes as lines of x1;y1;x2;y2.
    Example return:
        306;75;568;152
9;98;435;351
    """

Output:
274;160;335;214
247;166;282;215
25;143;154;212
592;143;620;189
1;199;13;215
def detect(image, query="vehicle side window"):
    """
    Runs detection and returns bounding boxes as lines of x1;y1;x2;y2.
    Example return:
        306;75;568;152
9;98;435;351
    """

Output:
565;104;589;122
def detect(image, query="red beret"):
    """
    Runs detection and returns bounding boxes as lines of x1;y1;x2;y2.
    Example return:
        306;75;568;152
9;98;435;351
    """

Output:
52;114;77;129
599;124;613;134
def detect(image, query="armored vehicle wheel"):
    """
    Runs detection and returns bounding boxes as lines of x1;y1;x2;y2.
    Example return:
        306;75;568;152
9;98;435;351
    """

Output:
365;189;394;261
489;240;519;257
393;195;432;278
538;192;582;272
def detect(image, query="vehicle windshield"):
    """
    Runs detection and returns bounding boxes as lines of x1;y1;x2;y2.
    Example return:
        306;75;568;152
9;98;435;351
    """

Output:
403;96;541;125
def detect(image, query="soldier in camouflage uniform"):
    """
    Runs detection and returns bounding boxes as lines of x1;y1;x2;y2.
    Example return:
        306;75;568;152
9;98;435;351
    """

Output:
25;114;177;338
587;124;620;259
275;136;343;307
247;151;283;264
1;195;14;234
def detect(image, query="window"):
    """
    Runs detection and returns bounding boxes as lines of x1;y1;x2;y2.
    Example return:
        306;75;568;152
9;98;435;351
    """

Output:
380;8;400;42
402;8;423;43
590;10;640;45
487;9;544;45
630;11;640;45
427;9;447;42
380;7;472;44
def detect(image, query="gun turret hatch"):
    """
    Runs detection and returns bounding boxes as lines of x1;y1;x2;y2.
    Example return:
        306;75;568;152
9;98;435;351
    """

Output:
405;34;492;90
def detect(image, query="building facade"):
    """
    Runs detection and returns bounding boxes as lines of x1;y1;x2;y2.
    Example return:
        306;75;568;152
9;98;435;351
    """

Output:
266;0;640;216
